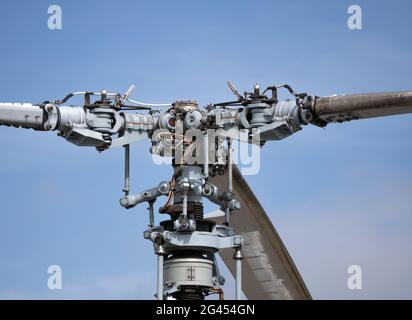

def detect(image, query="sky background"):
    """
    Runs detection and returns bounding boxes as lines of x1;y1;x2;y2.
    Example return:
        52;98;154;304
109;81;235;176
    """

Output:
0;0;411;299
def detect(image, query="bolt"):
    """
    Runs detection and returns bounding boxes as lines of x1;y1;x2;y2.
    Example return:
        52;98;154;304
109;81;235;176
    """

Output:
158;181;170;194
233;236;242;246
203;184;211;194
229;199;241;210
119;197;129;207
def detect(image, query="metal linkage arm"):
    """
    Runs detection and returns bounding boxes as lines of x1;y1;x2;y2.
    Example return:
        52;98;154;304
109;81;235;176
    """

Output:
119;181;170;209
203;182;240;211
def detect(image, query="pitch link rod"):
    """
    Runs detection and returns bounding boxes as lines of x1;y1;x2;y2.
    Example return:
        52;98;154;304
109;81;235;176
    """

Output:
234;248;243;300
225;138;233;226
123;144;130;196
156;244;165;301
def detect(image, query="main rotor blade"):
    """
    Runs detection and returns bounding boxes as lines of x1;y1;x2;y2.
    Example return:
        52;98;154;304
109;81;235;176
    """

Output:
208;166;311;300
314;91;412;123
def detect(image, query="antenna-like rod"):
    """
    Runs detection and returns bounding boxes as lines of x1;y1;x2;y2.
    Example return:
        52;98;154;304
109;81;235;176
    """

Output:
122;84;136;103
227;80;243;101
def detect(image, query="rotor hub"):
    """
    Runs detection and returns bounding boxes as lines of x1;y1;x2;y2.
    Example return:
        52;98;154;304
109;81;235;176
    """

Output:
172;100;198;112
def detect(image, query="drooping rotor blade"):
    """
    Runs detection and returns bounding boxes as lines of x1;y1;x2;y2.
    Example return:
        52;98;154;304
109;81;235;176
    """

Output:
313;91;412;123
207;166;311;300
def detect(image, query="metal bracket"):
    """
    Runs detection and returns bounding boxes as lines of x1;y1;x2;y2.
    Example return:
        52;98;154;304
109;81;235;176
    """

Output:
162;229;243;251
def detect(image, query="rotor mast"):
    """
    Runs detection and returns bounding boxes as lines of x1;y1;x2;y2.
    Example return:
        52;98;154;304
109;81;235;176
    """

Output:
122;100;244;300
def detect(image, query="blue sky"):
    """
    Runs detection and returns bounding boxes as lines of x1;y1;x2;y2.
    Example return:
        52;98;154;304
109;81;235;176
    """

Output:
0;0;411;299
